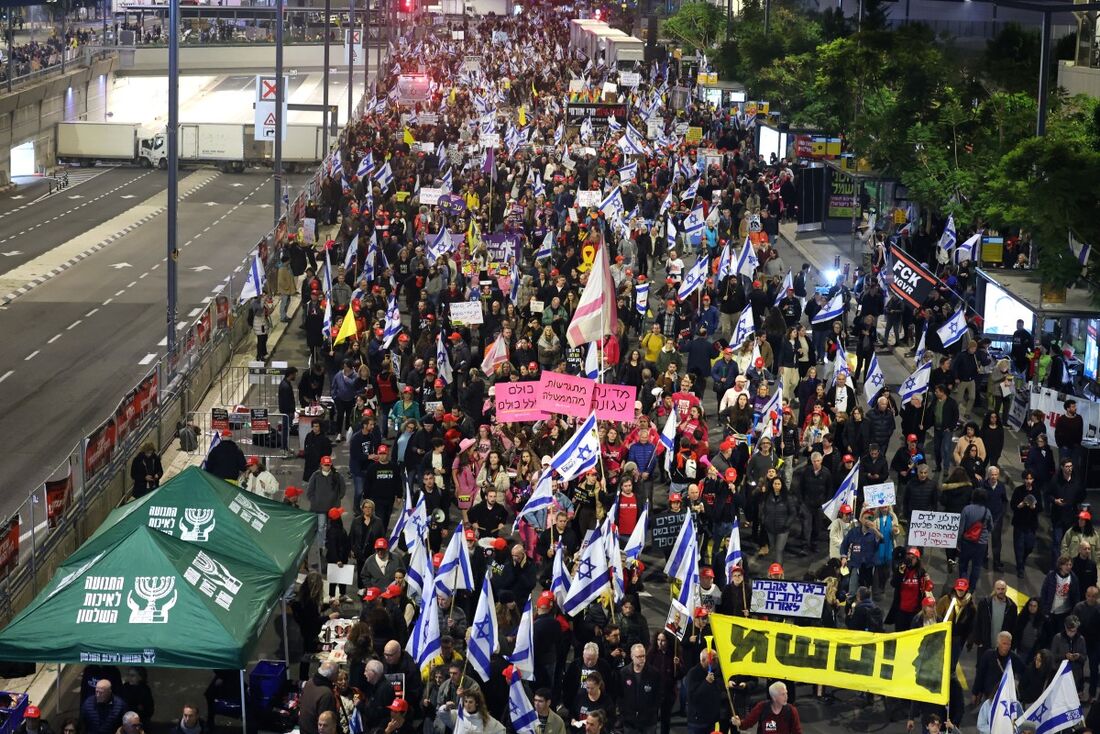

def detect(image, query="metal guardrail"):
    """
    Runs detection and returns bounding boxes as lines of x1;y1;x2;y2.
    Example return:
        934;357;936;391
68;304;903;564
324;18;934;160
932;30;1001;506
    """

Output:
0;47;112;93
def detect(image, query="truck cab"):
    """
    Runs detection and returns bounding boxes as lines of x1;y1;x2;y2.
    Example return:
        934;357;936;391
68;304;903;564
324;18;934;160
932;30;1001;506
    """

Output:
139;133;167;169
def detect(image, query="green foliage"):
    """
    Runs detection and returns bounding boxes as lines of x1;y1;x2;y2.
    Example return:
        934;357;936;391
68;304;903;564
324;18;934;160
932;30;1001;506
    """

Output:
663;1;725;51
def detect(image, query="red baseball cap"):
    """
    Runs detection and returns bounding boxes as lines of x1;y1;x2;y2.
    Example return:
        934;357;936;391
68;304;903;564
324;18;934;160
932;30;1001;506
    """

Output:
768;563;784;576
906;434;919;443
387;699;409;713
24;707;40;720
374;538;389;550
403;385;414;393
724;468;738;482
842;454;855;463
537;590;556;608
363;587;382;602
464;528;476;541
693;606;708;618
434;379;445;388
669;493;682;503
247;456;259;466
285;486;304;499
922;596;936;608
377;444;389;454
327;507;345;521
381;584;402;599
320;456;333;466
954;578;970;592
491;537;508;551
448;332;462;341
907;547;921;558
700;567;715;579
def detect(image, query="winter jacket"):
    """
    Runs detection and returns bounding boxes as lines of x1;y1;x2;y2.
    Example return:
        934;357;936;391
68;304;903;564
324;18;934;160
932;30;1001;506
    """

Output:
866;407;896;449
761;491;797;535
905;478;939;518
958;502;993;545
307;469;346;513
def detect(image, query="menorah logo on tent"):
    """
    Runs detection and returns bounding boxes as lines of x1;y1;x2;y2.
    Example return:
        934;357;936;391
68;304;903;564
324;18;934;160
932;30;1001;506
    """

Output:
229;493;270;532
142;649;156;664
185;551;241;610
127;576;177;624
179;508;216;542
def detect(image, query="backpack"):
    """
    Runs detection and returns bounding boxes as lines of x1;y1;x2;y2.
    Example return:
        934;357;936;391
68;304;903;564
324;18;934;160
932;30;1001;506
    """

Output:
963;520;984;542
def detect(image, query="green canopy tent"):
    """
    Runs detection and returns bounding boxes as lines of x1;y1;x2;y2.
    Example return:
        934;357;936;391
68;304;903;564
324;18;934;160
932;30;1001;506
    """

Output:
0;525;285;669
82;466;316;590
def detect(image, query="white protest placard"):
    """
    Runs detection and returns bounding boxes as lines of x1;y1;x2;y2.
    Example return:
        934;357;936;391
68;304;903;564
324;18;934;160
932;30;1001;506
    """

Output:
530;300;544;313
415;141;436;154
420;113;439;126
568;79;585;93
420;187;444;206
302;217;316;244
863;481;896;509
674;122;690;136
749;579;826;619
576;190;602;208
620;72;641;87
481;133;500;148
326;563;355;586
647;121;662;140
462;55;479;72
452;30;465;41
450;301;484;325
908;511;961;549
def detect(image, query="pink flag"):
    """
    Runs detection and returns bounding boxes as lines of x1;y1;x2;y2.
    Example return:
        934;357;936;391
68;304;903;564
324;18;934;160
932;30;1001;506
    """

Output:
566;241;618;348
481;334;510;375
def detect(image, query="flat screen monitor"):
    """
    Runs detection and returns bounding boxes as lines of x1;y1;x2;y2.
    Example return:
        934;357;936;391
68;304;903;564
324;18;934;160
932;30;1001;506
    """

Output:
982;279;1032;336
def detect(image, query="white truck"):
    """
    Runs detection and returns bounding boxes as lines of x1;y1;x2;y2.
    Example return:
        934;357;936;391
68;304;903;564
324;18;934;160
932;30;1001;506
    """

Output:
56;121;327;172
606;36;645;70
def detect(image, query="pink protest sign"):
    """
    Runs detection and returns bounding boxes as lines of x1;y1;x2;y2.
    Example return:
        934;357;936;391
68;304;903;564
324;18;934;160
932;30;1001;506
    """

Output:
593;383;637;423
495;381;550;423
536;372;595;418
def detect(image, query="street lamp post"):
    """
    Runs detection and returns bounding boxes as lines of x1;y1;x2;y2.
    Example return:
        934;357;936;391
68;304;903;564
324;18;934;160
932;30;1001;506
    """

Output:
348;0;355;126
323;0;331;151
274;0;284;224
166;0;179;358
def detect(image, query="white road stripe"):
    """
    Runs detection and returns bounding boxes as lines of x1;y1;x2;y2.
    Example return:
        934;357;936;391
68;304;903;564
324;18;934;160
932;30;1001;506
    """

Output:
24;350;38;361
188;307;202;317
0;370;12;384
47;334;61;344
102;298;113;306
139;272;149;279
115;289;125;297
127;281;137;288
85;308;99;317
157;337;168;346
138;353;157;365
67;320;82;330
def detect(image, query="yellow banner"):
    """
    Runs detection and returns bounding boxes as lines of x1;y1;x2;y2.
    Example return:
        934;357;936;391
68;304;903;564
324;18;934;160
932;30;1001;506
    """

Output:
709;614;951;704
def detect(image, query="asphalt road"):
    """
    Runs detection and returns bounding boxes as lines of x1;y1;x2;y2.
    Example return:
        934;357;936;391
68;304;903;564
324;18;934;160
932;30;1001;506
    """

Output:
0;168;308;516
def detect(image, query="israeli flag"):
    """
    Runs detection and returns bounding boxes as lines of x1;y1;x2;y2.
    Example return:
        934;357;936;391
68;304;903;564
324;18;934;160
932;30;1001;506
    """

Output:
329;151;343;179
680;177;699;202
735;236;759;278
603;513;625;604
754;379;783;435
535;231;553;260
635;281;649;317
618;161;638;182
831;342;850;386
554;122;563;146
659;407;678;473
356;151;375;180
683;204;705;238
716;240;733;282
724;517;743;582
344;234;359;271
379;294;401;349
238;252;266;303
405;589;441;670
548;413;601;482
513;470;555;531
405;539;434;604
551;541;571;607
532;173;546;199
200;431;221;470
584;341;601;379
623;501;649;564
618;132;647;156
436;331;453;384
937;308;968;349
1071;231;1092;267
812;291;845;324
348;707;363;734
607;115;622;131
774;270;793;306
508;599;535;681
730;304;755;351
427;229;453;265
666;216;677;252
663;505;699;583
989;658;1021;734
467;575;499;682
434;521;475;598
915;324;928;364
821;459;860;521
864;353;885;406
373;160;394;191
677;256;709;300
937;214;957;254
562;524;610;616
599;186;624;219
955;232;980;264
1019;660;1083;734
507;666;539;734
659;190;674;217
900;360;932;405
321;298;332;341
387;484;414;547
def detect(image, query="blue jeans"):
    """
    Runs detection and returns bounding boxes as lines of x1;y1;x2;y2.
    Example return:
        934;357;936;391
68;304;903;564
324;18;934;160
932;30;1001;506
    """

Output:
959;540;986;591
1014;528;1036;573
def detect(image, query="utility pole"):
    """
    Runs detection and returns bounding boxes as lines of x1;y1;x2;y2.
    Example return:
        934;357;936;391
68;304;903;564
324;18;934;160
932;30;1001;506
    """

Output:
1036;10;1052;135
348;0;355;126
323;0;331;150
274;0;284;224
166;0;179;359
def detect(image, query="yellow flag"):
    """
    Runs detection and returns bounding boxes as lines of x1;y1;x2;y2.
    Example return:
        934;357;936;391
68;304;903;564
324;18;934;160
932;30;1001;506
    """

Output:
531;81;538;99
403;127;416;145
518;105;527;127
333;311;358;345
450;88;457;104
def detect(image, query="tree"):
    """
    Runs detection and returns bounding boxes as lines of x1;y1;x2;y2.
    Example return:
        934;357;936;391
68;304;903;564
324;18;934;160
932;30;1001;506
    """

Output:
663;2;725;51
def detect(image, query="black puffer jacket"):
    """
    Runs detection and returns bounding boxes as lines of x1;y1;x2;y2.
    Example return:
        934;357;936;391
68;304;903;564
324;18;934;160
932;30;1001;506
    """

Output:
904;478;939;517
761;490;798;534
867;407;896;449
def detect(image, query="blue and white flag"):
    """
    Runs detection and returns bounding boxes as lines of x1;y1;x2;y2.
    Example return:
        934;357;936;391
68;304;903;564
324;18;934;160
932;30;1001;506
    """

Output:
812;292;845;324
680;178;699;202
550;541;571;607
507;666;539;734
356;151;375;180
831;342;849;386
915;324;928;364
900;360;932;405
508;599;535;681
724;517;743;582
584;341;601;379
937;214;957;255
864;353;885;406
514;470;555;531
730;304;755;351
467;575;499;682
427;229;453;265
677;256;709;300
754;379;783;435
716;240;733;282
603;514;625;604
659;407;678;473
821;459;860;521
774;270;793;306
405;539;434;603
663;508;698;584
599;186;624;220
1019;660;1083;734
329;151;343;179
618;161;638;182
405;590;441;670
666;217;677;252
1071;231;1092;267
937;308;968;349
532;173;546;199
659;190;674;217
434;521;475;597
989;658;1021;734
238;253;266;303
635;281;649;317
200;431;221;470
554;122;563;146
440;167;453;193
562;525;610;617
955;232;980;264
535;231;553;260
348;707;363;734
387;484;417;547
548;413;601;481
683;204;705;237
623;501;649;564
382;294;402;349
607;115;622;132
373;160;394;191
436;331;453;384
344;234;359;271
618;132;647;157
735;236;759;278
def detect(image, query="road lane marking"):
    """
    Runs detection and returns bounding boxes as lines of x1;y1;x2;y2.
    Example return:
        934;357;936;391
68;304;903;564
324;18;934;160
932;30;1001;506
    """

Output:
24;350;38;361
67;320;82;330
115;290;125;297
158;337;167;346
188;307;203;317
85;308;98;317
138;353;157;365
47;334;61;344
127;281;137;288
0;370;11;383
102;298;113;305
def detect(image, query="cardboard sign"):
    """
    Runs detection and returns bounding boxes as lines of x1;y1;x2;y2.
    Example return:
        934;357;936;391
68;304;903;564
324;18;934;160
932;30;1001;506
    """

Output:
481;133;500;148
420;187;444;206
438;194;467;216
449;301;484;325
250;407;270;433
863;481;896;509
212;408;230;433
908;511;961;549
685;126;703;143
592;383;636;422
303;217;316;244
750;579;827;619
620;72;641;87
495;381;550;423
576;190;602;208
536;372;595;418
